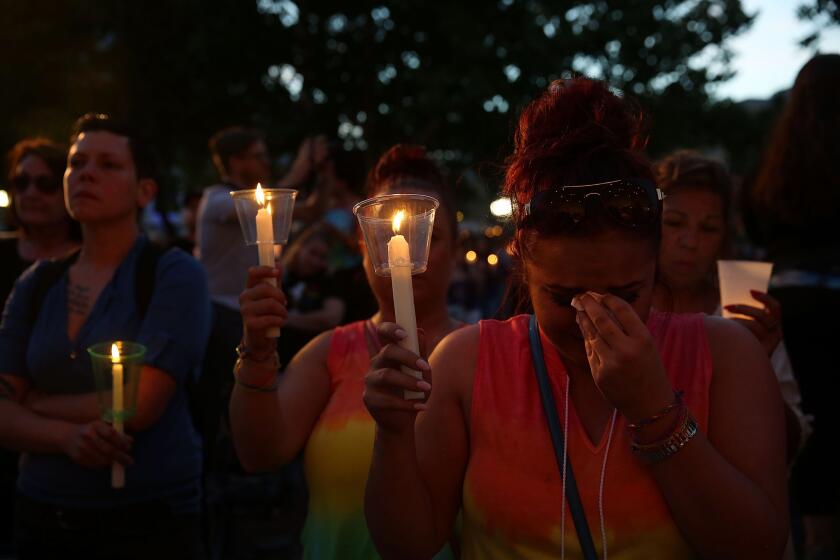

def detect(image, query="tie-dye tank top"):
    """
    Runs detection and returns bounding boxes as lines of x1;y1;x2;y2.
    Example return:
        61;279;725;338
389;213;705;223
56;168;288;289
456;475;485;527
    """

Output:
462;312;711;559
302;320;454;559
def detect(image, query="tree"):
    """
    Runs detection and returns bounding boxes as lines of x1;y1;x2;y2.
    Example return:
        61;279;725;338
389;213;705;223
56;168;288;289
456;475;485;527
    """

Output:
0;0;756;216
797;0;840;46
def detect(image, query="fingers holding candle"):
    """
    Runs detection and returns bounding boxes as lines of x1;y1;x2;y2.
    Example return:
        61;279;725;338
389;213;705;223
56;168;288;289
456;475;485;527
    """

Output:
245;265;282;289
240;268;288;356
364;339;433;433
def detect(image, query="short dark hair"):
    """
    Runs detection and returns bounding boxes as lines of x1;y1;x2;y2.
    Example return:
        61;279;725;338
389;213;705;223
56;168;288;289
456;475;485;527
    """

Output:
209;127;265;176
70;113;158;181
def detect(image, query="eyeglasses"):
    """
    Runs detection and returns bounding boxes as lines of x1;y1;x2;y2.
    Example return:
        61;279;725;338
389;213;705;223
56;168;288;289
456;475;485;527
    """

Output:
9;173;63;194
520;178;664;231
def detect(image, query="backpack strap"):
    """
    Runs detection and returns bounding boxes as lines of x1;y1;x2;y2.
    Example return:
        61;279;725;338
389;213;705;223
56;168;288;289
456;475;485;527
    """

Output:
134;241;166;318
27;241;166;328
28;250;80;327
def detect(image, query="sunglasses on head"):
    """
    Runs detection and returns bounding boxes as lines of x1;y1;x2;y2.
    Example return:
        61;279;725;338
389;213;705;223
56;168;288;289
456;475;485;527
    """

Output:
520;178;664;231
10;173;63;194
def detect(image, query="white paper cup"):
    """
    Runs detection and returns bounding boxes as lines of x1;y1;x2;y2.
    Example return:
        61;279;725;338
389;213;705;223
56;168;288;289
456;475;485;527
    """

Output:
717;260;773;319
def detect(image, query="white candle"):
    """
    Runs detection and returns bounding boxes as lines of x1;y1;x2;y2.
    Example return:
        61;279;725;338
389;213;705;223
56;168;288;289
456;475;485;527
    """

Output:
255;184;279;338
111;343;125;489
388;211;424;400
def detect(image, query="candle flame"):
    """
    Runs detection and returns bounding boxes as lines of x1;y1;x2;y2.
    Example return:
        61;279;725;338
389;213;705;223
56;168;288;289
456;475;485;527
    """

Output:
255;183;265;206
111;343;120;363
392;210;405;233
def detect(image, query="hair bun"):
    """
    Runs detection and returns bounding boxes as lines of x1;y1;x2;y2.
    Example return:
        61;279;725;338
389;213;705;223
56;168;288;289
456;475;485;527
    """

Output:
369;144;430;185
504;78;651;204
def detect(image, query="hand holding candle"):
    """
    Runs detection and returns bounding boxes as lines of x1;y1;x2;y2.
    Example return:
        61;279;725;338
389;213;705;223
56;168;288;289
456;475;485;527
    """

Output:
353;194;439;400
231;184;297;339
111;343;125;489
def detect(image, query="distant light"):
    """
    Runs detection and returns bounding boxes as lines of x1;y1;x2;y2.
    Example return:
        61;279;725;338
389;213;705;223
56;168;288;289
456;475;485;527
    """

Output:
493;225;503;237
456;210;464;223
484;227;495;238
0;189;9;208
465;250;478;264
490;197;512;218
487;253;499;266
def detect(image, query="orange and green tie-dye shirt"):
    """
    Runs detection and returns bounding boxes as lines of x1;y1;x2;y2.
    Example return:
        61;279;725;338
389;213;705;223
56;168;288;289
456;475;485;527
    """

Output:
462;312;711;559
302;320;454;560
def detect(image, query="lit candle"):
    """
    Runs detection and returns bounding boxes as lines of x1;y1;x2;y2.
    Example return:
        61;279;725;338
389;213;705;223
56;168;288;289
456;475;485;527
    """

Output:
255;184;279;338
111;343;125;489
388;210;423;400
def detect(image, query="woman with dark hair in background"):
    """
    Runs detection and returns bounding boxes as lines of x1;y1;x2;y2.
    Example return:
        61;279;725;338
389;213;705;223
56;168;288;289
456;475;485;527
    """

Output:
1;138;80;305
230;145;458;559
0;114;210;559
363;79;787;559
745;53;840;558
0;137;80;555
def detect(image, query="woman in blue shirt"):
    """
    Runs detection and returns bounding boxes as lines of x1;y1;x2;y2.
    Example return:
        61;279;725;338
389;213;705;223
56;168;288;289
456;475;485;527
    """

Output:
0;114;211;559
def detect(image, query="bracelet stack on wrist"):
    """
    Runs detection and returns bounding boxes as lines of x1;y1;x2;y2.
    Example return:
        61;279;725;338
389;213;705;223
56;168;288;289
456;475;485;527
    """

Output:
233;342;280;393
627;390;698;463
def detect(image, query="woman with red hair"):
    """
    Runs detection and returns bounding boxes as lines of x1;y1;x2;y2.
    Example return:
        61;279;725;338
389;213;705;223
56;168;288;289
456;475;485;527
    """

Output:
363;79;788;559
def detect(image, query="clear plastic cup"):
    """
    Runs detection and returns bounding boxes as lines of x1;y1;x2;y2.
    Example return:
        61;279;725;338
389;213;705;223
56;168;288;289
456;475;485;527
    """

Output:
354;193;439;276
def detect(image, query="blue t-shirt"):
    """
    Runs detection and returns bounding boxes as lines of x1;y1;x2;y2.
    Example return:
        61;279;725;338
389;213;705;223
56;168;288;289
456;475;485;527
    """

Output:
0;236;211;512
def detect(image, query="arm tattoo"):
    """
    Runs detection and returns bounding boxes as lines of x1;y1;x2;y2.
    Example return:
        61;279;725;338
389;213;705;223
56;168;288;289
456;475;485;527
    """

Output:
67;282;92;318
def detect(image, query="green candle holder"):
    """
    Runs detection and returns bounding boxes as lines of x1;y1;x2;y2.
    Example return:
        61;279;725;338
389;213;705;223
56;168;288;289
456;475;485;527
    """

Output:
87;341;145;423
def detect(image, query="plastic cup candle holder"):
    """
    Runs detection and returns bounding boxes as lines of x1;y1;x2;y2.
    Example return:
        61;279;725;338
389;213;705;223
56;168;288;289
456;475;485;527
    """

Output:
87;340;145;488
230;184;298;338
354;193;439;400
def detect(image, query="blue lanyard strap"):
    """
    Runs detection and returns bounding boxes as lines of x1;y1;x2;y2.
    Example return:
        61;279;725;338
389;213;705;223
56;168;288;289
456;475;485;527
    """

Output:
529;314;598;560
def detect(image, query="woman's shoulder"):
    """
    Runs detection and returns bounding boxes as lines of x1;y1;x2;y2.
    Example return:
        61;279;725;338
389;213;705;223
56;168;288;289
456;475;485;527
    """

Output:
432;316;529;369
702;314;767;364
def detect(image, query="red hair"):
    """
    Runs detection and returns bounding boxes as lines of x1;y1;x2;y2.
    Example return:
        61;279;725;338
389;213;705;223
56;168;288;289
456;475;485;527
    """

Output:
499;79;656;316
504;79;652;221
367;144;456;236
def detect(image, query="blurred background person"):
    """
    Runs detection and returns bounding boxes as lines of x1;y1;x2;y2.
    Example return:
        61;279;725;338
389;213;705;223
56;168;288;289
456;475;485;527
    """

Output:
172;190;203;254
293;135;366;236
292;136;376;326
277;221;348;366
0;137;80;555
653;150;810;459
1;138;80;305
653;150;810;558
743;53;840;560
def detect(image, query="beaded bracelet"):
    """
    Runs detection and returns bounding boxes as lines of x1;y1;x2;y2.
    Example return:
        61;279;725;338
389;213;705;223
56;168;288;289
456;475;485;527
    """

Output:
626;390;685;430
233;342;280;393
631;409;698;463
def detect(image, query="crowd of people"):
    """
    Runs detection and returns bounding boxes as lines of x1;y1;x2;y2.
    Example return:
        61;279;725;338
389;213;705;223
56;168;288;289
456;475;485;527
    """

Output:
0;53;838;560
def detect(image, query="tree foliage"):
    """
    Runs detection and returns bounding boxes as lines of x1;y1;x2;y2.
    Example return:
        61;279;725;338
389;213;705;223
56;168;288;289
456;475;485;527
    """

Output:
1;0;765;213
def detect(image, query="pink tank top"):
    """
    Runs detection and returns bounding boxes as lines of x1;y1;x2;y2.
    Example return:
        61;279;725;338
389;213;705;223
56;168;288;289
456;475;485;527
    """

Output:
462;312;712;559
